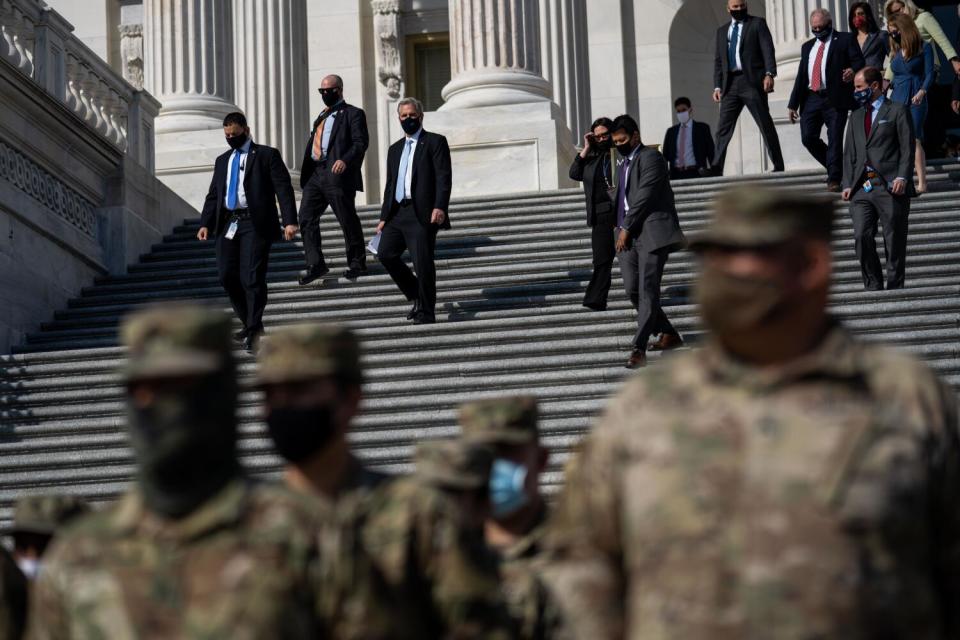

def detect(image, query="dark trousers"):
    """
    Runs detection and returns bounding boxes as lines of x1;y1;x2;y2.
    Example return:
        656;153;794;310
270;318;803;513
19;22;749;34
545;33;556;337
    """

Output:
850;188;910;290
215;217;272;332
618;241;676;351
298;166;365;270
800;92;847;183
583;212;616;309
379;204;439;316
713;73;785;172
670;167;701;180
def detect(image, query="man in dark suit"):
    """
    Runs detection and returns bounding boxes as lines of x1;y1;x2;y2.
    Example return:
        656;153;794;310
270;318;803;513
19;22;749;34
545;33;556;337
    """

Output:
298;74;370;284
842;66;915;290
710;0;784;174
788;8;864;191
376;97;452;324
611;115;687;369
198;112;298;352
661;97;715;180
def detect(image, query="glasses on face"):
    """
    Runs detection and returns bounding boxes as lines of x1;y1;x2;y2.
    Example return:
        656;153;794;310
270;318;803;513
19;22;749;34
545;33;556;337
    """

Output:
318;88;339;95
593;132;610;141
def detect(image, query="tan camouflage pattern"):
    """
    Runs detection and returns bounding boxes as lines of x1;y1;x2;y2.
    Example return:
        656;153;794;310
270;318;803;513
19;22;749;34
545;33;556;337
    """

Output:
11;495;90;537
547;323;960;639
121;304;234;381
459;395;539;445
688;185;834;251
28;478;340;639
414;438;493;490
257;323;363;386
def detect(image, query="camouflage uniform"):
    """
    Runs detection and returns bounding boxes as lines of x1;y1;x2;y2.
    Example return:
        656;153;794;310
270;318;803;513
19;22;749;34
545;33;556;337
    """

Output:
10;495;90;540
28;305;338;639
258;325;516;639
460;396;561;640
547;188;960;639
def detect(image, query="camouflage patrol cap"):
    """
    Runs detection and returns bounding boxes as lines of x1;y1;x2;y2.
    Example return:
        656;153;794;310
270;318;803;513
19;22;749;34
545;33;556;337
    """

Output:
414;439;493;491
121;304;234;381
688;185;834;251
459;395;539;445
11;494;90;536
256;323;362;386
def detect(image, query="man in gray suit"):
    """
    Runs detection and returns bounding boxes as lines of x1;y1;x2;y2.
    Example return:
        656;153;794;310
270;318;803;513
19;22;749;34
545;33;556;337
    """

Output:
842;66;915;290
611;114;687;369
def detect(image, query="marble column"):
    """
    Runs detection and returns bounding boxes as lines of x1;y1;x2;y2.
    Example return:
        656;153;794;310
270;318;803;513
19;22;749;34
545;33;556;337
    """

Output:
143;0;237;133
539;0;590;145
232;0;308;171
440;0;553;110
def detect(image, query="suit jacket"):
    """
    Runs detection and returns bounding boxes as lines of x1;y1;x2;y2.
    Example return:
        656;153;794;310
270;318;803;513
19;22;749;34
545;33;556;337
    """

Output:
200;142;298;241
661;121;715;170
569;151;616;227
788;31;865;112
842;99;915;196
714;15;777;90
299;102;369;191
379;130;453;230
623;147;686;254
858;30;889;70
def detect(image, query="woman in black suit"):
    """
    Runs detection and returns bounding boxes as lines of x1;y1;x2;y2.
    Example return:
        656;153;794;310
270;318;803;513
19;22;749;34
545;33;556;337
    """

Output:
850;2;889;69
569;117;616;311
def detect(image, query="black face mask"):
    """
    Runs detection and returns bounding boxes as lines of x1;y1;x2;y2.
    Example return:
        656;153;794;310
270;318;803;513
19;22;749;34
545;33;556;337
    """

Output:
400;117;422;135
320;89;341;107
813;25;832;40
729;8;748;21
128;374;239;518
616;141;636;157
889;31;901;43
226;133;248;150
266;404;338;464
595;138;613;151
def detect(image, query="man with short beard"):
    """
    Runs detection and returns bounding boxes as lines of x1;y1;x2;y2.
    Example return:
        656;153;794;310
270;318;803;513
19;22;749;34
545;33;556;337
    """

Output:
545;186;960;639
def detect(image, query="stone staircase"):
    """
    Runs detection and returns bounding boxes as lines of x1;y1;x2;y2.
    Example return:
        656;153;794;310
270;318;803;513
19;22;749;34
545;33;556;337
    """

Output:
2;165;960;524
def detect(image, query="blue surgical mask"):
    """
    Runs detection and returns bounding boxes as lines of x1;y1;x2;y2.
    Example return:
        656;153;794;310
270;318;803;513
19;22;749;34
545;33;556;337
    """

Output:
853;88;872;106
489;458;529;518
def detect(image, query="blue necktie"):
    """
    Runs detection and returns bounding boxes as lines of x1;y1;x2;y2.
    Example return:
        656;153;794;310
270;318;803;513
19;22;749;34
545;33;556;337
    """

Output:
728;22;740;72
615;160;629;228
227;150;241;210
395;139;414;203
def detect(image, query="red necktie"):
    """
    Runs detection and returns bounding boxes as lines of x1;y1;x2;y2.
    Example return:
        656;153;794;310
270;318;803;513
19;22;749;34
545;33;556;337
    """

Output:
863;104;872;138
810;41;825;92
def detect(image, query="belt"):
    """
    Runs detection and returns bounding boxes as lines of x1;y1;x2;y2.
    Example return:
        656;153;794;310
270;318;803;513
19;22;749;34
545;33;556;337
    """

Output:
675;165;697;171
227;208;250;220
397;199;413;207
729;70;743;76
808;88;828;97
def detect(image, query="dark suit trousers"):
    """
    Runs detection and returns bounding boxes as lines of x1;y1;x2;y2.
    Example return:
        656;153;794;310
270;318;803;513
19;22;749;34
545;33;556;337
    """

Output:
584;211;616;308
800;92;848;183
298;166;365;270
215;218;272;331
618;243;676;351
713;74;785;172
379;204;439;315
670;167;701;180
850;188;910;290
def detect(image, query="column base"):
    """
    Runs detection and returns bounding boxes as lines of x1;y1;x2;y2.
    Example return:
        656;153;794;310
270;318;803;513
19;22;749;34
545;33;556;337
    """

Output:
422;101;576;197
154;94;240;133
439;69;553;110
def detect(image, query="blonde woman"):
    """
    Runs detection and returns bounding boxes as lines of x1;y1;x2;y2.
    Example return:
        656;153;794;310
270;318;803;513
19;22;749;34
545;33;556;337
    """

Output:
883;0;960;76
887;14;935;193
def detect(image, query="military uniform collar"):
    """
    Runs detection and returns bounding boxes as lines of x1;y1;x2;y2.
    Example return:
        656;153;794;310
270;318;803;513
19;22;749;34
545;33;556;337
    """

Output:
501;502;549;562
111;476;250;541
702;319;864;391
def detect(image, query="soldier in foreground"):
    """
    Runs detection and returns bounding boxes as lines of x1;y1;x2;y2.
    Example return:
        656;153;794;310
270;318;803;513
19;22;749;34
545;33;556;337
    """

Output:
257;324;516;639
29;305;335;638
546;186;960;639
460;396;560;640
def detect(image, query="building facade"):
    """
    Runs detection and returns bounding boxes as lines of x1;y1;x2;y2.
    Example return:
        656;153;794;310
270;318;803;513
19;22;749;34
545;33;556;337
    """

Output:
47;0;886;208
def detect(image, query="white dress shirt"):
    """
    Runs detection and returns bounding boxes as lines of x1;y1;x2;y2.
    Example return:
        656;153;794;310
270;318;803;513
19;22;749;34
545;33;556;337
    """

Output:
224;138;252;209
675;121;697;168
807;37;832;90
399;127;422;200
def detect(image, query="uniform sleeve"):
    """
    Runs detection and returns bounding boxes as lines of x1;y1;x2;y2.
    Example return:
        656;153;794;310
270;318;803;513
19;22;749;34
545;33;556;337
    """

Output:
26;552;70;640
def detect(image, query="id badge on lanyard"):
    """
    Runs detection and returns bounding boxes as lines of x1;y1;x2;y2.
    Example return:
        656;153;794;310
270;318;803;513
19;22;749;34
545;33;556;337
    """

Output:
225;219;239;240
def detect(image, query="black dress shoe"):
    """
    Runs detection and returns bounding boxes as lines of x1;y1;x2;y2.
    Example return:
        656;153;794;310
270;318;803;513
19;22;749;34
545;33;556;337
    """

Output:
406;300;422;321
233;328;248;343
298;264;330;286
242;331;262;354
412;312;435;325
342;264;369;280
583;301;607;311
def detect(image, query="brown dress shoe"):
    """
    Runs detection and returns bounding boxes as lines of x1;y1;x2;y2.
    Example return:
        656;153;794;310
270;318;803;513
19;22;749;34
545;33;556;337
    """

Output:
649;333;684;351
625;350;646;369
826;181;841;192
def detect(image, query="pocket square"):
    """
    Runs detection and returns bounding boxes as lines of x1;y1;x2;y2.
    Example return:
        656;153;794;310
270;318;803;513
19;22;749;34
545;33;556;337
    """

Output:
877;119;890;124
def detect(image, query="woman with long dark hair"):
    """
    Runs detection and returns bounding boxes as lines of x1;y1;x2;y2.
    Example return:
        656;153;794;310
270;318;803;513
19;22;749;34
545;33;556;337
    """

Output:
849;2;888;69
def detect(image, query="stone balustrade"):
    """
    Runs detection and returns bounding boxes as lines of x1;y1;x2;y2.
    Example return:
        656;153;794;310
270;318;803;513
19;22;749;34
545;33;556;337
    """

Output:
0;0;158;170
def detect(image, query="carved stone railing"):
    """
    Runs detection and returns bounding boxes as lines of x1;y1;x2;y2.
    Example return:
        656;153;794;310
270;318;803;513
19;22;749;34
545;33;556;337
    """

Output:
0;0;158;171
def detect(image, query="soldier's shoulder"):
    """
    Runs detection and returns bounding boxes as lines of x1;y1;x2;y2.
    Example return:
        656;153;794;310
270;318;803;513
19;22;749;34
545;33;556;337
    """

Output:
856;339;955;417
243;479;329;529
